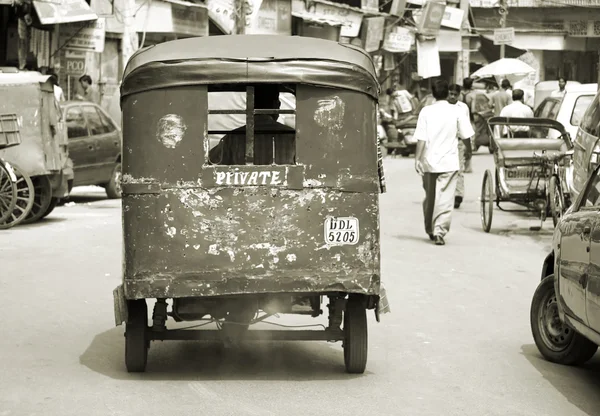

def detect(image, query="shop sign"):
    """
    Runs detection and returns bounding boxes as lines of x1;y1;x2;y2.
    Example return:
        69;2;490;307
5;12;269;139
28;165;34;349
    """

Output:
383;52;395;71
32;0;98;25
246;0;292;35
172;3;209;36
566;20;600;37
291;0;363;37
382;26;414;53
206;0;235;34
388;0;406;16
493;27;514;45
64;50;86;76
361;17;385;52
441;6;464;30
417;1;445;36
59;18;105;53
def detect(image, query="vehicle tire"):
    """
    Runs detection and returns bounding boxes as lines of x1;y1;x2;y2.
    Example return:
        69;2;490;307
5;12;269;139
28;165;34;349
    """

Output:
530;275;598;365
125;299;149;373
105;163;122;199
41;197;59;219
480;170;494;233
488;145;494;154
343;296;368;374
0;160;17;225
0;165;34;229
22;175;53;225
549;175;564;228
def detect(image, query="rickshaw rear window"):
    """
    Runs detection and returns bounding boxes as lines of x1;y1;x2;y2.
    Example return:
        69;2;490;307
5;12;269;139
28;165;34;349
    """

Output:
207;84;296;166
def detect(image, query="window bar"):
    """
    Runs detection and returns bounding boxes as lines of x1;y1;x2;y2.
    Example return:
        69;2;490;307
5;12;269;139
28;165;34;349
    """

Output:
246;86;255;165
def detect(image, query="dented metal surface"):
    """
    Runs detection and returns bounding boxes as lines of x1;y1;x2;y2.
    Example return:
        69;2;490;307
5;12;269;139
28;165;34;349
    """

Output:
121;82;381;300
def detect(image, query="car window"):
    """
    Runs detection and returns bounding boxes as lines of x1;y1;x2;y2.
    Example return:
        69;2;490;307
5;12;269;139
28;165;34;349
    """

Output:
96;107;117;133
537;100;557;119
82;105;109;135
571;95;595;127
580;166;600;208
580;92;600;136
65;107;88;139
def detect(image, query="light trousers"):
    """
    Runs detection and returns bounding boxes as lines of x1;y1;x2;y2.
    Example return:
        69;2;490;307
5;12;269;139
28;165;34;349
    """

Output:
422;171;459;237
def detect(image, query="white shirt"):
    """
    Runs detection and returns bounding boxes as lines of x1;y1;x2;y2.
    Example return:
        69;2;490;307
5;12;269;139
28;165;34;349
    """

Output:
53;85;65;102
414;100;475;173
499;101;534;133
454;100;470;120
551;89;566;99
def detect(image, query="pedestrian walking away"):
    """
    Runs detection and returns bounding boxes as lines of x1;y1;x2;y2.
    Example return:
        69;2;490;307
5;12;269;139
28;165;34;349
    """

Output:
499;89;534;138
448;84;472;209
414;79;474;246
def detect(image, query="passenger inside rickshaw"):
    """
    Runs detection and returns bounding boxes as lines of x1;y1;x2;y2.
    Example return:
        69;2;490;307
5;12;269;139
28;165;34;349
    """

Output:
208;84;296;166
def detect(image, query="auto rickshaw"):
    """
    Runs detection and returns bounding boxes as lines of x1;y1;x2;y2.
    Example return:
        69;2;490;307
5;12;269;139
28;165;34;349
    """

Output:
0;70;72;228
113;35;389;374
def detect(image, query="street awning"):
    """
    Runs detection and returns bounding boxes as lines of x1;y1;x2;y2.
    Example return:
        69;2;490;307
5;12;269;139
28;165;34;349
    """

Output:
134;0;209;37
478;35;527;62
32;0;98;25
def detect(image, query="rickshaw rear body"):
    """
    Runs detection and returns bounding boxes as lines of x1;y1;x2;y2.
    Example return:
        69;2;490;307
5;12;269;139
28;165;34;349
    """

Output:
119;36;382;306
0;72;71;197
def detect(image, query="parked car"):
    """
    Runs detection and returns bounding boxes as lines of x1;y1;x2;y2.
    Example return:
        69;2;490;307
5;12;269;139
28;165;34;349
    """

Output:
531;163;600;365
61;101;122;198
534;83;597;141
569;87;600;202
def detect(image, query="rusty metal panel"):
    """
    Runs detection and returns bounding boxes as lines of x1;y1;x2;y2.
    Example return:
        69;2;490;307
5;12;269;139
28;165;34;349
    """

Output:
122;86;207;184
0;83;49;176
123;187;380;299
296;86;379;193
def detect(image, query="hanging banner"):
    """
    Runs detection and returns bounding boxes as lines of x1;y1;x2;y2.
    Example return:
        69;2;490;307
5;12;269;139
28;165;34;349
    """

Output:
441;6;464;30
416;1;445;36
417;37;440;79
291;0;363;38
383;52;395;71
246;0;292;35
382;26;414;53
361;17;385;52
59;18;106;53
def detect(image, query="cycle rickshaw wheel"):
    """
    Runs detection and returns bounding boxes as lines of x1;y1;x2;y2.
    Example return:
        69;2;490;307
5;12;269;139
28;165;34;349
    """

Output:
549;175;564;228
0;165;34;229
22;175;52;225
0;161;17;224
481;169;494;233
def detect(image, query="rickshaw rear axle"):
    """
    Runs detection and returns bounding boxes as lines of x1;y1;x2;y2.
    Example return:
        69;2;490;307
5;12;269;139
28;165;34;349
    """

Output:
149;329;345;342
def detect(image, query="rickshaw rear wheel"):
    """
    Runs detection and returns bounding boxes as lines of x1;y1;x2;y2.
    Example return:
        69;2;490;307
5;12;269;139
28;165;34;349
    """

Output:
0;165;34;229
125;299;149;373
22;175;52;224
549;175;564;228
480;170;494;233
105;163;122;199
343;296;368;374
0;160;17;225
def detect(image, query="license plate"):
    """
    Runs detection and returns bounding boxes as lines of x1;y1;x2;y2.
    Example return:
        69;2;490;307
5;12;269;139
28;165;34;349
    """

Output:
324;217;359;245
505;168;542;179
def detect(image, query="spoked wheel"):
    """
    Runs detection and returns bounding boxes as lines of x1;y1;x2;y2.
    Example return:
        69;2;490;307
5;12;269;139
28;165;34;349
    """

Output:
343;296;368;374
549;175;564;228
530;275;598;365
125;299;149;373
0;165;34;230
0;160;17;225
22;175;53;225
480;169;494;233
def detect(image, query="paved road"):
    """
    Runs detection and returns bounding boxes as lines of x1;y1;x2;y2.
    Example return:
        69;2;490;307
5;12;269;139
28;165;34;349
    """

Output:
2;152;600;416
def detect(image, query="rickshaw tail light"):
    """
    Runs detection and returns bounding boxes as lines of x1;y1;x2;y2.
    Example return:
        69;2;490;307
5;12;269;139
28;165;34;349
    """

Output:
589;144;600;171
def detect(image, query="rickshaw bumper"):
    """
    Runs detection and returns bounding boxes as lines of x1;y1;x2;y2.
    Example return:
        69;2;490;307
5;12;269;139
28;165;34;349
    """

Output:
113;284;128;326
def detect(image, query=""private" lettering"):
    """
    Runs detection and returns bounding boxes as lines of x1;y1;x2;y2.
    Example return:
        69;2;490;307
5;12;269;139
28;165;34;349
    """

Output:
215;171;282;186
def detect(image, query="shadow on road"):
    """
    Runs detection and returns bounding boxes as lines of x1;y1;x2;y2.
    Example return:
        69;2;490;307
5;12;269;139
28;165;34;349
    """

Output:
62;195;111;205
521;344;600;416
80;327;365;381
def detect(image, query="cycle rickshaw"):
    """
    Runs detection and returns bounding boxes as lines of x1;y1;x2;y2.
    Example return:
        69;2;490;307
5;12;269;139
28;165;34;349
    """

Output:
112;35;389;374
480;117;573;232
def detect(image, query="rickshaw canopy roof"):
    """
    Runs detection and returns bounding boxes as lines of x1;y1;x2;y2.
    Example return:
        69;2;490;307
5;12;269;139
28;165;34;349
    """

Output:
121;35;380;101
487;116;568;134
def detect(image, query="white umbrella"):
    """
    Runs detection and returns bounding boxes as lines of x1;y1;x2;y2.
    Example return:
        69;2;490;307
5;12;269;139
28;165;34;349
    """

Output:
470;58;535;86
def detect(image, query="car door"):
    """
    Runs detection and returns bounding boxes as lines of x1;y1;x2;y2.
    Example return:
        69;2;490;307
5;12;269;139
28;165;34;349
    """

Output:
88;105;120;182
81;105;113;182
65;106;95;186
582;166;600;331
557;173;600;326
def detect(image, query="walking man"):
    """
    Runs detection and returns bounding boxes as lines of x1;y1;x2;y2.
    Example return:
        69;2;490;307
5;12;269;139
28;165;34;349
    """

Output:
499;89;534;138
414;79;474;246
448;84;471;209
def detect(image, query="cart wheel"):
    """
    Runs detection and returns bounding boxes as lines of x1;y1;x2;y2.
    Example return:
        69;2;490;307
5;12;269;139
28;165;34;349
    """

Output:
549;176;564;228
125;299;149;373
0;165;34;229
0;161;17;225
480;170;494;233
343;296;368;374
22;175;53;224
41;197;59;220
